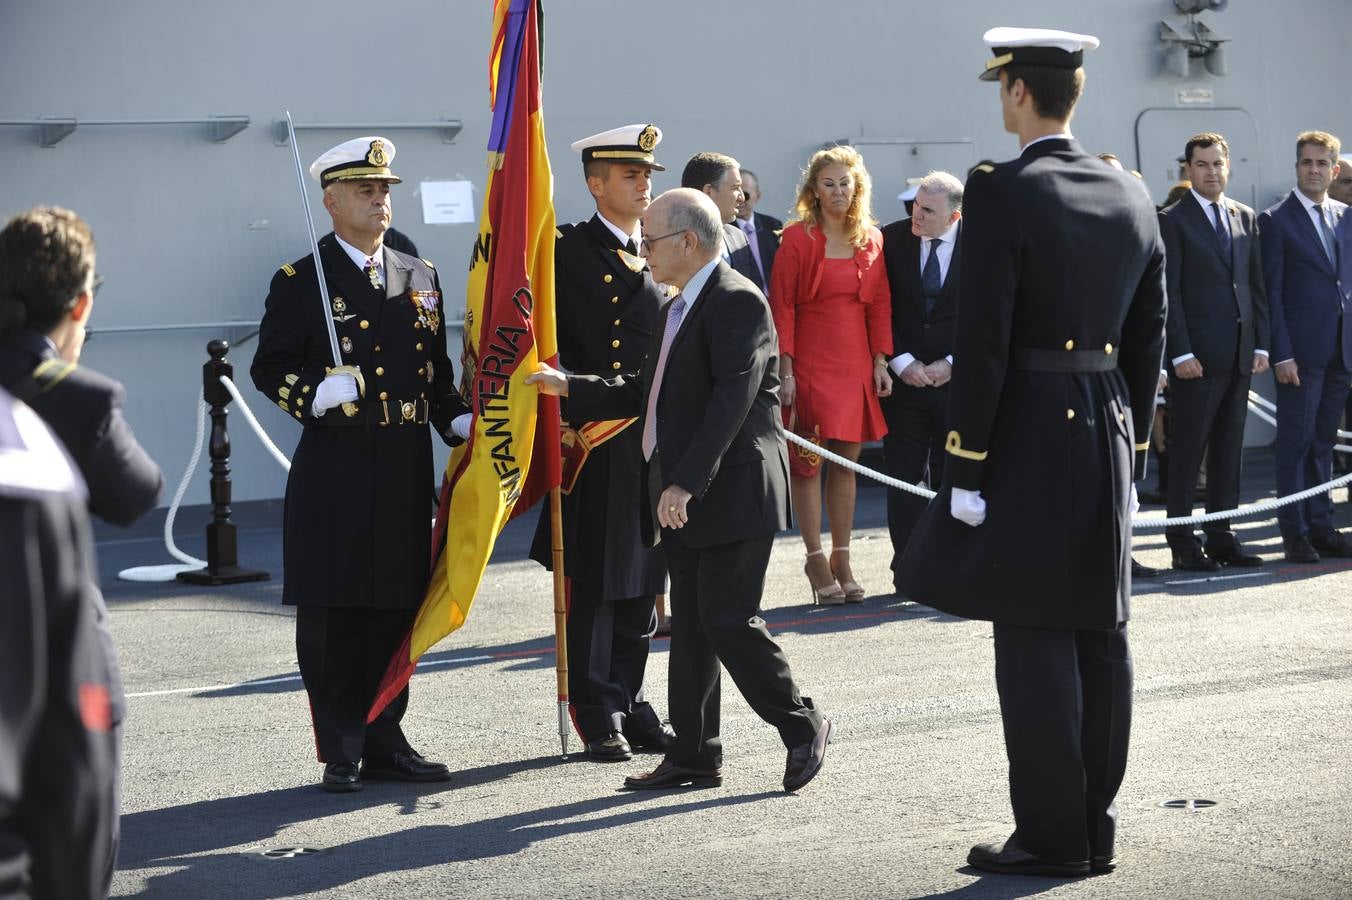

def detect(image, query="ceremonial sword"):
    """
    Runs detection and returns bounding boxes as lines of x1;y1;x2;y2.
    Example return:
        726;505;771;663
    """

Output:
283;110;362;417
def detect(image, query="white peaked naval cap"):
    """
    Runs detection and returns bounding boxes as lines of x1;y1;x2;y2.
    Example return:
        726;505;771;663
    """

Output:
309;136;401;186
570;123;665;171
979;27;1100;81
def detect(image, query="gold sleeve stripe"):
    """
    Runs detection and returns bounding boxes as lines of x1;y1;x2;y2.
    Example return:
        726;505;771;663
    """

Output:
281;263;296;276
278;386;291;400
945;430;989;461
284;373;299;385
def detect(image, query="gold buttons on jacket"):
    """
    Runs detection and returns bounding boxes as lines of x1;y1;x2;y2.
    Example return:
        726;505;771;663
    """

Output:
1104;343;1113;354
360;319;370;330
611;361;621;370
613;319;620;326
1066;409;1076;420
418;367;425;376
603;274;613;283
379;391;389;400
375;367;384;376
374;344;382;353
415;342;423;351
610;296;619;304
611;339;621;348
1064;339;1075;350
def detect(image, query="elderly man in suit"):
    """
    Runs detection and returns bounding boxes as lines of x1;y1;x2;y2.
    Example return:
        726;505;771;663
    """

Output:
528;188;832;793
1260;130;1352;562
681;152;763;290
735;168;783;289
880;170;963;588
1159;133;1269;570
899;27;1166;876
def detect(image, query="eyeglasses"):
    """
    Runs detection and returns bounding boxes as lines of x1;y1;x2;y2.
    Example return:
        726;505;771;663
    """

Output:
639;230;688;254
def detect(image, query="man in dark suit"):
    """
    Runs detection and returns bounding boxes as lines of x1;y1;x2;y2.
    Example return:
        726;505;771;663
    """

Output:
899;28;1166;877
528;124;672;762
1259;130;1352;562
0;205;163;891
1159;133;1269;570
528;188;832;793
681;152;762;289
251;136;471;792
0;387;118;900
880;170;963;588
735;168;783;289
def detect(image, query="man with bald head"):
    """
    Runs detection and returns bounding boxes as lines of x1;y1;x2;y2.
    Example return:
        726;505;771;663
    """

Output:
529;188;832;793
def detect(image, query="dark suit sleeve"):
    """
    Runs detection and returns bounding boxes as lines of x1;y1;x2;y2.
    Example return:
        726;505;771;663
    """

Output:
669;289;774;500
564;372;645;422
250;266;327;425
945;169;1017;489
1250;210;1270;354
1120;223;1169;479
1158;208;1191;366
80;380;163;526
1259;210;1292;364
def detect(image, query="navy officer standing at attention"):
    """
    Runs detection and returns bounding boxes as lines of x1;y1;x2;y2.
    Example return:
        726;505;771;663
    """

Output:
899;28;1166;877
252;136;472;793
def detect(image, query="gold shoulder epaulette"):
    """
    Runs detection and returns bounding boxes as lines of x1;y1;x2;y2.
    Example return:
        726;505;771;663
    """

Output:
974;164;995;175
281;263;296;277
945;430;989;461
421;258;436;269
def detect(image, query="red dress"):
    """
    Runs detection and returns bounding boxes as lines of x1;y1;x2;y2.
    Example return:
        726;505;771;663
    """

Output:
770;222;892;473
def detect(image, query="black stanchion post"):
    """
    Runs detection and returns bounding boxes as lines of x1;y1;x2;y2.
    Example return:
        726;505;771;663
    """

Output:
177;339;270;586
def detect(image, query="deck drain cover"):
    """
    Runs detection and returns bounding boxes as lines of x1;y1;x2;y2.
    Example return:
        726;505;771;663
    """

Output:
261;847;322;859
1159;799;1217;810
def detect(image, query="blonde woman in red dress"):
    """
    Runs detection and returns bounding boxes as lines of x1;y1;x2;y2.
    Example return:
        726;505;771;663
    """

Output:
770;146;893;604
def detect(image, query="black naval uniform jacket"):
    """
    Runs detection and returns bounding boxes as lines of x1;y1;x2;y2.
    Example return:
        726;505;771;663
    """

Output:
898;138;1167;630
251;233;468;610
529;214;666;599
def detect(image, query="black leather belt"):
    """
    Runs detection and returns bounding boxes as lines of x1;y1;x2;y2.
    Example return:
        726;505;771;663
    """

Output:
1011;347;1119;373
325;398;431;426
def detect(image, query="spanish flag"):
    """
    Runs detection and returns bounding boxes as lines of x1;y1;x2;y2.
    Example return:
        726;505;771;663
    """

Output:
370;0;558;720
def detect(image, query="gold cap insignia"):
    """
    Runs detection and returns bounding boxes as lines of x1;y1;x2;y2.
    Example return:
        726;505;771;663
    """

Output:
367;140;389;167
637;126;658;152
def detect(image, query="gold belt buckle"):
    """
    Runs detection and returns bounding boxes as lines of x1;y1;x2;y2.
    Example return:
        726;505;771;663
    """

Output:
401;400;416;423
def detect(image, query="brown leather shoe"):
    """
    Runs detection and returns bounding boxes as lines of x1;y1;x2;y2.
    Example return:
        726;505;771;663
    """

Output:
967;836;1090;877
622;759;722;790
783;718;833;792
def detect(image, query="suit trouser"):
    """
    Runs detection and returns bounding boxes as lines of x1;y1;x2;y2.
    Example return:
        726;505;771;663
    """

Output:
881;384;949;580
295;605;414;765
993;622;1132;864
663;533;821;770
1165;366;1250;549
1275;362;1352;540
565;578;660;742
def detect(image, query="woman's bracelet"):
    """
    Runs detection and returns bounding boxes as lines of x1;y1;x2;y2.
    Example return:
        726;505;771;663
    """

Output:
782;374;795;381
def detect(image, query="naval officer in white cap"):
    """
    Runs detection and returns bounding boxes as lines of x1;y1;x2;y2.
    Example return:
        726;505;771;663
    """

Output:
529;124;675;761
251;136;472;792
898;27;1166;876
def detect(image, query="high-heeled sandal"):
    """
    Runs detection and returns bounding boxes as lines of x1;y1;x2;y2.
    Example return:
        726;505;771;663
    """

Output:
830;547;866;602
805;550;847;605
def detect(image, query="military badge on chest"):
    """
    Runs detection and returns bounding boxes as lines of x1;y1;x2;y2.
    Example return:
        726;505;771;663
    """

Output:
331;296;355;323
411;290;441;333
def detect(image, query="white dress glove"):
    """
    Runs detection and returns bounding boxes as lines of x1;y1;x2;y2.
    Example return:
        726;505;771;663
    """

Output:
449;413;473;440
950;487;987;527
312;373;359;416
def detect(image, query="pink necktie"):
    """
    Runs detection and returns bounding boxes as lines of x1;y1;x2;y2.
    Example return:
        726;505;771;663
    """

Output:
642;294;687;461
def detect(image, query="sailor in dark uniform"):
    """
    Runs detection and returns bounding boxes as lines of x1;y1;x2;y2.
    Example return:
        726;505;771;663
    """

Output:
530;124;673;761
898;28;1166;877
251;136;472;792
0;387;118;900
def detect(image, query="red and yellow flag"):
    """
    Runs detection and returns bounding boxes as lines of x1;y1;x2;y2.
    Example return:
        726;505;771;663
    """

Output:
370;0;557;720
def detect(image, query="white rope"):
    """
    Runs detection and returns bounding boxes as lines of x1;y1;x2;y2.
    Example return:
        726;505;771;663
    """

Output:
781;394;1352;532
218;375;292;472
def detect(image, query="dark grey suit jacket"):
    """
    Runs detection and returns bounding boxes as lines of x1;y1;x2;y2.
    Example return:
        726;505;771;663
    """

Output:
1159;192;1268;373
723;223;763;291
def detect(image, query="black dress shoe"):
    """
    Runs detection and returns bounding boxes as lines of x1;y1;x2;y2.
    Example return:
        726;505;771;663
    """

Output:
1170;545;1221;572
622;759;722;790
1310;531;1352;558
1130;557;1161;579
361;749;451;783
1283;534;1321;563
625;722;675;753
1205;543;1263;567
322;762;362;793
585;731;633;762
967;837;1090;878
783;718;833;792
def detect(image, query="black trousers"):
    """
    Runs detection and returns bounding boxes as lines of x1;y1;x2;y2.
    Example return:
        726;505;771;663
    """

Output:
1166;366;1251;550
993;621;1132;864
663;533;821;770
566;579;660;742
882;384;949;581
295;605;415;765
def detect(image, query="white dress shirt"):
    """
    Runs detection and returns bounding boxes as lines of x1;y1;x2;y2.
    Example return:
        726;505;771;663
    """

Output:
334;233;385;285
597;212;641;250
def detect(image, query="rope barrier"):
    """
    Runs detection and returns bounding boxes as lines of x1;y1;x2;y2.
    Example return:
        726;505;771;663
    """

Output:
218;375;292;473
781;395;1352;532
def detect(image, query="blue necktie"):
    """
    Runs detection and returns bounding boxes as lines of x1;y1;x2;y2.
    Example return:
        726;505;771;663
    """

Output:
921;239;942;314
1211;202;1231;257
1315;203;1338;266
